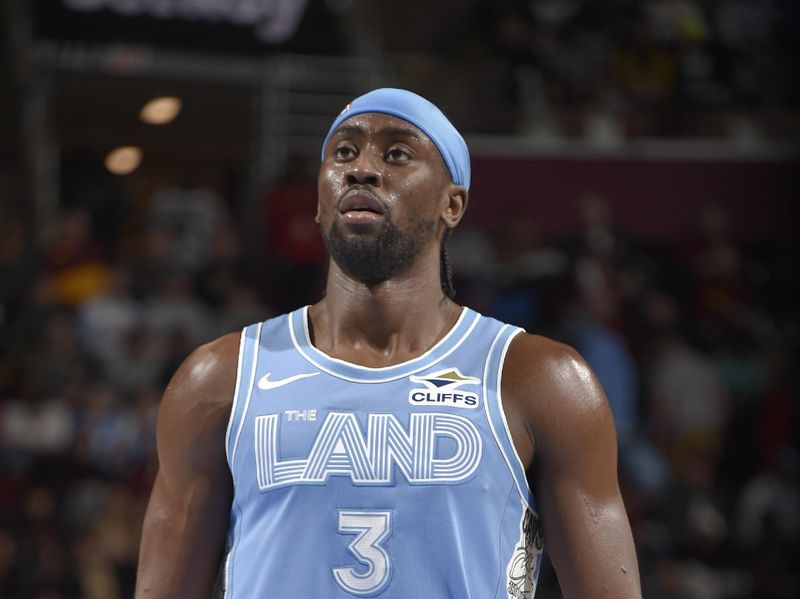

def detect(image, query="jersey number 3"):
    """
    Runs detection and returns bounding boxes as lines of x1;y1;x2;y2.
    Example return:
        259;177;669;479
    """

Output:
332;510;392;596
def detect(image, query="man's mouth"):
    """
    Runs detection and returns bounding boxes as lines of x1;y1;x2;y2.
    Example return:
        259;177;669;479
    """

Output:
338;190;386;223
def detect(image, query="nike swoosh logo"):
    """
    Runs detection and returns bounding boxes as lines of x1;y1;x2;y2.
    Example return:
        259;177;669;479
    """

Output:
257;372;320;390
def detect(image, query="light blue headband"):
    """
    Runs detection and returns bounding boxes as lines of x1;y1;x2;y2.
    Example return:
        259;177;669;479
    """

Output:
320;88;471;190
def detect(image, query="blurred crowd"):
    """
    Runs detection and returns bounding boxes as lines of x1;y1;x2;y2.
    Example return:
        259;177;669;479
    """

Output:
466;0;797;139
0;159;796;598
0;170;270;598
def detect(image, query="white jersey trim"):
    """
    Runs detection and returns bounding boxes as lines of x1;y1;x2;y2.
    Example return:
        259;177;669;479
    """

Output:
229;321;263;473
495;328;534;509
290;307;481;383
224;328;248;467
482;325;534;512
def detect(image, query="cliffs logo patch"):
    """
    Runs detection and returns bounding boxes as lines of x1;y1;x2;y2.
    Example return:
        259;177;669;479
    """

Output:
408;368;480;409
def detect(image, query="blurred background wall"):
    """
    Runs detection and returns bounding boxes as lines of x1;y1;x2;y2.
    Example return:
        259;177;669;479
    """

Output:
0;1;798;598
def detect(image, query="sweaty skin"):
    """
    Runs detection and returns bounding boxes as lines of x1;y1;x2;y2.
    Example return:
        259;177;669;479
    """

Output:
135;113;642;598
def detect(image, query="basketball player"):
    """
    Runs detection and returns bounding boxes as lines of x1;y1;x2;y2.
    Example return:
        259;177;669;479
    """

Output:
136;89;642;598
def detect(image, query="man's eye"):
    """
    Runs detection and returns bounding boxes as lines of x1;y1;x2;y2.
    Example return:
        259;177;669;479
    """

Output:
386;147;409;161
335;146;355;159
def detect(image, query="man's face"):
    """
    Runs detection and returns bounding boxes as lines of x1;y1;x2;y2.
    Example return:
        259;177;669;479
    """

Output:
317;113;450;282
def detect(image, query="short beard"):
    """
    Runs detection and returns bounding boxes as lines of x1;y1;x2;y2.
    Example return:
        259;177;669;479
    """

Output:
322;213;436;283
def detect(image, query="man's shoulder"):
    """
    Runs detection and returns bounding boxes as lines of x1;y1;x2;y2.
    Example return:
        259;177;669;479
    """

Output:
163;331;243;413
502;331;609;427
504;331;586;383
187;331;243;381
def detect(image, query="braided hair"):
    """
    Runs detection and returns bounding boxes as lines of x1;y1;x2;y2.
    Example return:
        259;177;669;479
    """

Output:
440;228;455;299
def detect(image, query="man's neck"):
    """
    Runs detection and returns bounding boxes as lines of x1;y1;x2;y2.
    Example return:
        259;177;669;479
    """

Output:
308;258;461;368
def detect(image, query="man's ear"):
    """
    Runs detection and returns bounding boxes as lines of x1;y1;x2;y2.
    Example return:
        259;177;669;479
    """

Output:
314;203;321;224
440;184;469;229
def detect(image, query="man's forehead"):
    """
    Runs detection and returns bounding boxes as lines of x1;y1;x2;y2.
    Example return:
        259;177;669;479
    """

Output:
330;113;432;144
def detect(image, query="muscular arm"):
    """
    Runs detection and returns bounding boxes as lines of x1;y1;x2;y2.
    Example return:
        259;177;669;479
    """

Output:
136;332;241;598
503;334;641;598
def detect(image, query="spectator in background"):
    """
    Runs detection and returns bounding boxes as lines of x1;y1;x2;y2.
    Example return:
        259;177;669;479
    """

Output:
148;179;225;275
194;224;248;309
142;275;212;350
612;18;677;135
489;209;568;332
442;221;498;313
680;202;749;347
85;485;140;591
106;331;161;396
713;324;771;486
69;482;143;599
72;532;122;599
26;310;86;399
1;391;74;459
127;228;173;301
570;192;633;264
736;448;799;598
261;159;327;311
77;380;140;476
76;266;140;370
645;296;729;478
17;486;82;597
262;159;326;269
42;210;109;307
754;350;795;473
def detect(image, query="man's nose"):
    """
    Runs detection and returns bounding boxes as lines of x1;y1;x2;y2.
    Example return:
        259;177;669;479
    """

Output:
345;152;382;187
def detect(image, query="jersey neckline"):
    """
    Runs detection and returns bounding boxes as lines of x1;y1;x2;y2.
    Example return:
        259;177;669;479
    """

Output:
288;305;480;383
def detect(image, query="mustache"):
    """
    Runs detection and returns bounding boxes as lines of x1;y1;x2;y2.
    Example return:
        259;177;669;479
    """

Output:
336;187;390;217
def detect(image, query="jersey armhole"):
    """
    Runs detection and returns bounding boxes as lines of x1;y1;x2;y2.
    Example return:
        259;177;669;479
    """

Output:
225;322;263;473
482;325;537;513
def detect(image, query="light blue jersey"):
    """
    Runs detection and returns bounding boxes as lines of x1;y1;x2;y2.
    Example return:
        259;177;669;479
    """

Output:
224;306;542;598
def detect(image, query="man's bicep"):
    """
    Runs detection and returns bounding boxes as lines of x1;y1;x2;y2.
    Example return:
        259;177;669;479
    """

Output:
526;343;641;598
136;335;238;598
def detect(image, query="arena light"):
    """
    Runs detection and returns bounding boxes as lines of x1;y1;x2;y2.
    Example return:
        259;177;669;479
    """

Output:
139;96;182;125
105;146;142;175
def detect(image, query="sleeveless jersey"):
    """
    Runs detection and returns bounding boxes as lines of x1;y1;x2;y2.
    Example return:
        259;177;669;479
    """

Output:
224;306;543;598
